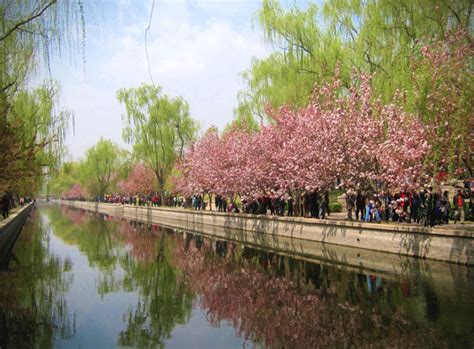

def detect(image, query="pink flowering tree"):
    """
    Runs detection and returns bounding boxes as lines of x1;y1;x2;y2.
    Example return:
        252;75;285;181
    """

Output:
176;127;223;196
117;163;157;196
176;73;431;199
217;126;258;198
62;183;86;200
377;103;431;190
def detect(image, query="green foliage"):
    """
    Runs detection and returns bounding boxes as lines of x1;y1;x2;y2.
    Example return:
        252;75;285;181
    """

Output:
0;0;86;195
225;110;260;133
0;209;74;347
238;0;471;113
1;82;72;195
48;161;81;197
80;138;126;197
117;84;199;193
329;202;342;213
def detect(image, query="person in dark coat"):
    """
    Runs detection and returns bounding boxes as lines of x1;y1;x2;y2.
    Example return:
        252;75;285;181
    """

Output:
440;191;450;224
287;195;294;217
323;190;330;216
410;191;421;223
355;190;365;221
1;195;10;219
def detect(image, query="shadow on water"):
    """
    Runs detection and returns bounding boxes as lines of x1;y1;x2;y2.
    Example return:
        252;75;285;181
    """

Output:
1;204;473;348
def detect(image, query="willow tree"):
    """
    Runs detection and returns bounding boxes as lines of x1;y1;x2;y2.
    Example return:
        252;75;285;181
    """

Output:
48;161;82;198
81;138;125;198
0;83;72;195
117;84;198;197
239;0;472;119
0;0;86;195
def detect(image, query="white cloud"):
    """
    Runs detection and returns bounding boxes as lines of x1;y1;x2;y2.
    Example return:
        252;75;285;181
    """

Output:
47;0;269;159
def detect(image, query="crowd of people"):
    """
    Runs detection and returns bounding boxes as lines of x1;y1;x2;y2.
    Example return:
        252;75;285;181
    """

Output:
0;194;34;219
87;194;183;207
345;185;471;226
61;180;473;227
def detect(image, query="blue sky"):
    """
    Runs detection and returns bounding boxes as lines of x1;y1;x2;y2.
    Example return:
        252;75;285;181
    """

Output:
39;0;311;159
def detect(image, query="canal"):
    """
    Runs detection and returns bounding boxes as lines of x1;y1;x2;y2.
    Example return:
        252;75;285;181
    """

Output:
0;204;473;348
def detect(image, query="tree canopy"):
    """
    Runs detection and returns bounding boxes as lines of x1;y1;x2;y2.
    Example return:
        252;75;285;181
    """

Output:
236;0;473;177
80;138;125;197
117;84;199;194
0;0;86;195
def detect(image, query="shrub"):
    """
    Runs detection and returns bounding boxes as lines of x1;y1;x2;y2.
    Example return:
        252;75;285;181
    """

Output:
329;202;342;213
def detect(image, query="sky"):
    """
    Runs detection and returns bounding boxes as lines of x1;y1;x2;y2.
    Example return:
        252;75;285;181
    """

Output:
41;0;276;160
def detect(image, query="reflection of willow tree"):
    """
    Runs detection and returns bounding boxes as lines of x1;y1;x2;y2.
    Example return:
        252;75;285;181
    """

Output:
45;207;121;270
118;230;193;348
50;206;193;348
173;236;453;348
0;209;73;348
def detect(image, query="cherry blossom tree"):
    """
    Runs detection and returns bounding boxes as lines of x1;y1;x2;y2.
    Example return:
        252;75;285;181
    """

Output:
175;73;431;198
62;183;86;200
117;163;157;196
175;127;223;197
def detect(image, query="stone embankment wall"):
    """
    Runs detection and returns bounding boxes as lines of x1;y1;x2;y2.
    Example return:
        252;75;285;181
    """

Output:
0;203;34;268
58;200;473;266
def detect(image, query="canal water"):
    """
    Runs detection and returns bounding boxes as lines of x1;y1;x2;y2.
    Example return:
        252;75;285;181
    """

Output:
0;204;473;348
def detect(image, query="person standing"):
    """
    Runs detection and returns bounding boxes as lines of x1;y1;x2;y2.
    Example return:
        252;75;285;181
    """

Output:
453;189;465;223
410;191;421;223
440;191;450;224
355;190;365;221
222;196;227;213
1;195;9;219
323;190;330;217
427;187;436;227
287;195;294;217
215;195;221;212
345;189;355;221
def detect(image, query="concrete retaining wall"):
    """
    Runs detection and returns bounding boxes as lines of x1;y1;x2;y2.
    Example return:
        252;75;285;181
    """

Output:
0;203;34;268
58;200;473;265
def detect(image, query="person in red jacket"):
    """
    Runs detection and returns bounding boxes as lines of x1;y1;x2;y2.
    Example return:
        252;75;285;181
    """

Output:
453;189;465;223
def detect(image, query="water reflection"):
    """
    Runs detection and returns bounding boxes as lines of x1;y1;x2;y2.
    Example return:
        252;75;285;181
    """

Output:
45;206;194;348
174;234;474;348
0;208;74;348
0;205;472;348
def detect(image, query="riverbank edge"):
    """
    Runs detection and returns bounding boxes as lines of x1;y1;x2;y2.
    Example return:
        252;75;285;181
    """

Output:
0;203;34;268
57;200;473;265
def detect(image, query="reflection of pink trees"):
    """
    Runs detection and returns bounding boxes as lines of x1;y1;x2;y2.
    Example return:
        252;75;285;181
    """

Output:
174;240;353;348
173;238;444;348
56;208;448;347
116;220;161;264
61;207;87;226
